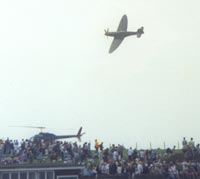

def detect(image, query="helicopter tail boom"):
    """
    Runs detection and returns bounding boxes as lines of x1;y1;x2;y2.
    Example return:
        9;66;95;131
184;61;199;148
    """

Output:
54;127;85;141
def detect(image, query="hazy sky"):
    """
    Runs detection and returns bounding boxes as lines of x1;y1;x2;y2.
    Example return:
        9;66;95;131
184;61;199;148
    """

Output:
0;0;200;149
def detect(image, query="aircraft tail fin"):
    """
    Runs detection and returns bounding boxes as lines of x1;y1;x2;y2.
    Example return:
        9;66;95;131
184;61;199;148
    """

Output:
136;27;144;38
104;28;109;34
77;127;85;142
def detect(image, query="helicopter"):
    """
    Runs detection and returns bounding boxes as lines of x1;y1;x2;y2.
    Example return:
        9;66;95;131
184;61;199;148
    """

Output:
11;126;85;142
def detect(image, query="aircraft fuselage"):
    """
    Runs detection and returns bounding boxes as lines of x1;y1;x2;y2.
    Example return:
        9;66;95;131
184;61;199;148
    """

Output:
105;31;137;39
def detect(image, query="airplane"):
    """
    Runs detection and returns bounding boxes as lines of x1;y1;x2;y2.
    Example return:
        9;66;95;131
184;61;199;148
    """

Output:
10;126;85;142
104;14;144;53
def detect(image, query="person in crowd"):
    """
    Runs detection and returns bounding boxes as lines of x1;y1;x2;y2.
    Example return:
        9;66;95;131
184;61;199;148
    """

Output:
128;147;133;161
189;138;195;150
95;139;100;152
182;137;188;151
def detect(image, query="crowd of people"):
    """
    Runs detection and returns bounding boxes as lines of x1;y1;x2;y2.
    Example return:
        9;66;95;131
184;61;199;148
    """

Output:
0;137;200;179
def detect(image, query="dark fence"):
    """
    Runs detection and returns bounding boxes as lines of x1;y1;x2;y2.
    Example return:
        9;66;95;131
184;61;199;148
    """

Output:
82;175;127;179
82;174;165;179
82;175;200;179
134;174;165;179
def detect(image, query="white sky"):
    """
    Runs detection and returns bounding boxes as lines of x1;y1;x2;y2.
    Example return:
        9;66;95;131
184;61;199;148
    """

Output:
0;0;200;149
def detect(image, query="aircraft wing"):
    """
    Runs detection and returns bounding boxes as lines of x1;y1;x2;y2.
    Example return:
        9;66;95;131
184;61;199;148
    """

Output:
117;15;128;32
109;38;124;53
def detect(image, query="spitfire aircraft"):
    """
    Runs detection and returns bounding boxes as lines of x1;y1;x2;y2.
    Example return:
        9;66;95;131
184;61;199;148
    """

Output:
105;14;144;53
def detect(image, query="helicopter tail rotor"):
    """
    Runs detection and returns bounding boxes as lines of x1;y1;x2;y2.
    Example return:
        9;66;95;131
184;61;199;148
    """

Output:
77;127;85;142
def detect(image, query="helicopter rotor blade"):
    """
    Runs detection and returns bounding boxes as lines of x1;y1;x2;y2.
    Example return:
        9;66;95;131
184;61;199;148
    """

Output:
9;126;46;132
10;126;46;129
